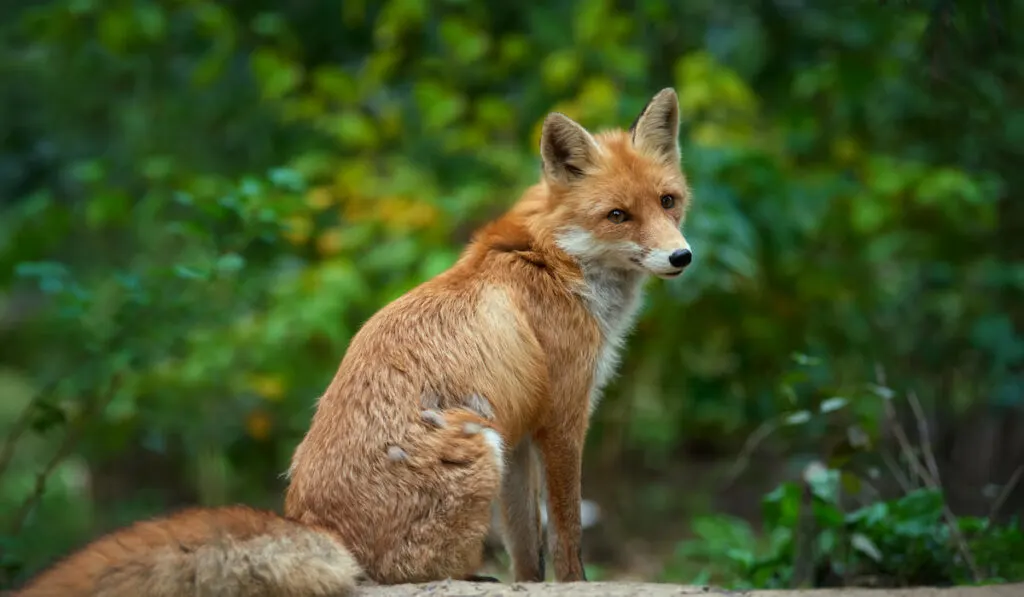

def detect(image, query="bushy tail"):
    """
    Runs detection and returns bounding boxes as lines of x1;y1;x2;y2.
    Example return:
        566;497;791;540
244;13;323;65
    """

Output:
13;506;362;597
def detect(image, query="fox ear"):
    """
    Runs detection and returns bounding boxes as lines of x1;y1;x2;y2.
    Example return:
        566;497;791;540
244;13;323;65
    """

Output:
630;88;681;165
540;112;600;184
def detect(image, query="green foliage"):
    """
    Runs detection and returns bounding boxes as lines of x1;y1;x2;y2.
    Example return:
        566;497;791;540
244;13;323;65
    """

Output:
668;478;1024;589
664;360;1024;589
0;0;1022;586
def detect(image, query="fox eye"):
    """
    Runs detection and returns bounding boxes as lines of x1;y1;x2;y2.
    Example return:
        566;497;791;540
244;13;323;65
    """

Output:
607;209;628;224
660;194;676;209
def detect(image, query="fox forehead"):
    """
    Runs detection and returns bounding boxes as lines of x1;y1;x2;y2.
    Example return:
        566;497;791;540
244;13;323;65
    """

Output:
574;131;689;217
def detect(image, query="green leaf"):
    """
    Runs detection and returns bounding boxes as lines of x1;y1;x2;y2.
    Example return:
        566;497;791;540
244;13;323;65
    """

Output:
174;265;209;280
803;462;840;503
819;396;849;413
850;532;883;562
784;410;812;425
216;253;245;274
268;167;306;191
30;401;67;433
251;49;302;100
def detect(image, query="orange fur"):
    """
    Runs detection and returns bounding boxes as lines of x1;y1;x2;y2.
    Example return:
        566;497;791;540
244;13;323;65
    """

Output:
285;88;693;584
13;89;694;595
12;506;362;597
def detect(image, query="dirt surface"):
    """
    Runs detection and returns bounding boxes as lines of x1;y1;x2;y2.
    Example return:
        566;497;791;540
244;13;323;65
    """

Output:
360;581;1024;597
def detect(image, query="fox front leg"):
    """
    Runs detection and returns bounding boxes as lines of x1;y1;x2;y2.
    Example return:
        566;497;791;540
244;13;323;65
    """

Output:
500;438;546;582
535;425;587;582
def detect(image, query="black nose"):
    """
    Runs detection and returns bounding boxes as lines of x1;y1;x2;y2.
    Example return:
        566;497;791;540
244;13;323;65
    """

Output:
669;248;692;268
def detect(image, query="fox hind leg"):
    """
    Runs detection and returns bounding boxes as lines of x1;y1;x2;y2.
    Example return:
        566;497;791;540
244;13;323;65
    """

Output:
374;407;504;584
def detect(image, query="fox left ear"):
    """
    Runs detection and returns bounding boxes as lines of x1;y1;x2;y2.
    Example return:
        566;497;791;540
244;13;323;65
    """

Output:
540;112;601;185
629;88;681;165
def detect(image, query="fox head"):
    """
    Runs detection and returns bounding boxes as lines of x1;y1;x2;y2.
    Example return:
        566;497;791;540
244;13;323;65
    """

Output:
540;88;692;280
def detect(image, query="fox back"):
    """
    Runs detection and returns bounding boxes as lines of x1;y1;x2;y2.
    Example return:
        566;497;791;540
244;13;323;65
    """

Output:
284;88;693;584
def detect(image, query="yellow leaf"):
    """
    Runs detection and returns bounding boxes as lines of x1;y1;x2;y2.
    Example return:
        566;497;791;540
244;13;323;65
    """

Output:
375;197;440;233
576;77;619;123
334;159;375;195
317;227;345;256
245;410;273;441
831;136;861;165
282;216;312;245
341;193;374;222
249;375;285;401
305;186;334;210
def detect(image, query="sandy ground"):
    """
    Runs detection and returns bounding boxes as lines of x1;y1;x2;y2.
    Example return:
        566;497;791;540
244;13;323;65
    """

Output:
359;581;1024;597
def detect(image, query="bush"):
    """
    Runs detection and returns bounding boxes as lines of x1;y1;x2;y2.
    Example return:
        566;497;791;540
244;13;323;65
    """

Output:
668;472;1024;589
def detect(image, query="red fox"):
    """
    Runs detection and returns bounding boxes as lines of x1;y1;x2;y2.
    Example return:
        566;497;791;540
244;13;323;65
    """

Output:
12;88;693;595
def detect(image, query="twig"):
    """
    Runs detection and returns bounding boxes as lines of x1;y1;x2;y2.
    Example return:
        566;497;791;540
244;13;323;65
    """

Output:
881;448;915;494
988;465;1024;523
873;365;980;582
907;391;943;488
0;380;61;481
882;398;934;486
6;378;117;536
0;402;36;481
719;419;778;491
6;419;86;535
791;477;816;589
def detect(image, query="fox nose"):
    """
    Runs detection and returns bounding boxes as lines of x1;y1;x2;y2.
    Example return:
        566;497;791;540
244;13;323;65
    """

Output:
669;248;692;268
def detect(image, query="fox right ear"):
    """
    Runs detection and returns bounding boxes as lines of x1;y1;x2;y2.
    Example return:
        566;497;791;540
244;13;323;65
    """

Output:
630;88;681;166
540;112;600;184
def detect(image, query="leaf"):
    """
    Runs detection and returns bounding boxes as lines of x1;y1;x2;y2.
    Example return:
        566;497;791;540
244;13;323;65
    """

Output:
268;167;306;191
30;401;67;434
840;471;863;496
819;396;849;413
691;569;711;586
541;50;578;90
690;514;756;549
803;462;840;503
790;353;822;367
817;529;837;556
174;265;208;280
850;532;883;562
15;261;69;295
868;384;896;400
784;410;812;425
251;48;302;100
846;501;888;525
762;483;802;529
438;17;490;64
216;253;245;274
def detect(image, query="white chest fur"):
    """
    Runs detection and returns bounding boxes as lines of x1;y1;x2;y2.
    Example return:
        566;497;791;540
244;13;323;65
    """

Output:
576;267;647;414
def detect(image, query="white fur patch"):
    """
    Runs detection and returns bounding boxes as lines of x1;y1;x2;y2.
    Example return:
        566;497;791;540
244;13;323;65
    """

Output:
641;240;692;278
480;428;505;475
555;226;649;414
555;227;644;270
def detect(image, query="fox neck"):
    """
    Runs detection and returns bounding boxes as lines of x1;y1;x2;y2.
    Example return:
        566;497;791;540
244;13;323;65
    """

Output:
520;184;649;409
474;186;648;411
564;247;648;409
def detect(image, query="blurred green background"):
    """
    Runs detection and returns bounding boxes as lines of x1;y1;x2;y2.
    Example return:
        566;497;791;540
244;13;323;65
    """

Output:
2;0;1023;590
